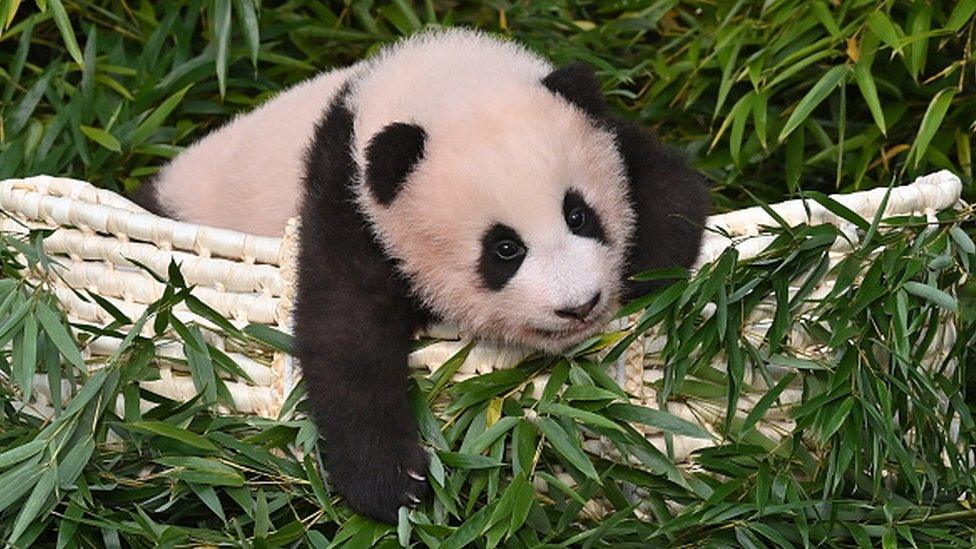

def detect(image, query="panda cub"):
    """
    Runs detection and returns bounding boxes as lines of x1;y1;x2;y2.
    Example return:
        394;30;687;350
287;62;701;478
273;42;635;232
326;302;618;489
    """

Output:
140;29;709;522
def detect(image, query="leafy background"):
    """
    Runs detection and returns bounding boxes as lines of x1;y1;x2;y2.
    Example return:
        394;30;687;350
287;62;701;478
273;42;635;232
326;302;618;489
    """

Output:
1;0;975;547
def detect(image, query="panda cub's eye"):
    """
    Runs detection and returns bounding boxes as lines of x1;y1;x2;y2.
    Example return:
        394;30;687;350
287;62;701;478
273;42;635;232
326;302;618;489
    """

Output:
563;190;607;243
566;207;586;231
494;239;525;261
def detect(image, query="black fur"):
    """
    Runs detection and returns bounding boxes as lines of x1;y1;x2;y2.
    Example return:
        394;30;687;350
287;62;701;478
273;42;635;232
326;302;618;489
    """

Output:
365;122;427;205
477;223;527;290
293;62;706;525
130;175;173;218
563;190;608;244
295;92;431;523
542;62;611;118
544;63;710;298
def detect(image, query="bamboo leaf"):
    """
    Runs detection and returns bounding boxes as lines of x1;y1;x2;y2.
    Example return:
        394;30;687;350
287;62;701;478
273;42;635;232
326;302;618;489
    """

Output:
911;88;956;168
810;1;840;37
852;62;886;135
130;84;193;148
537;418;600;481
437;452;503;470
126;421;218;451
537;402;626;434
779;65;850;142
9;466;57;544
233;0;260;66
606;403;712;439
865;11;903;54
79;125;121;152
0;439;44;469
46;0;83;66
741;373;797;434
156;456;245;487
213;0;232;97
428;341;474;402
947;0;976;31
35;300;84;370
904;281;958;311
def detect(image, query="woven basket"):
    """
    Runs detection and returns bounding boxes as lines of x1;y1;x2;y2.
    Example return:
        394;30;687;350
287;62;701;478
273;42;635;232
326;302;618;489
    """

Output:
0;171;963;461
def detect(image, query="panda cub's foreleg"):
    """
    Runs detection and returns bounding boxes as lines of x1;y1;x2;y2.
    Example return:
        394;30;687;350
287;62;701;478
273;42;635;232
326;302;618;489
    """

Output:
294;96;430;523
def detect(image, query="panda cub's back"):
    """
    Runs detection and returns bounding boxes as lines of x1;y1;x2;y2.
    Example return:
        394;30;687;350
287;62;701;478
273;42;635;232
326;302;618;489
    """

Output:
147;30;551;237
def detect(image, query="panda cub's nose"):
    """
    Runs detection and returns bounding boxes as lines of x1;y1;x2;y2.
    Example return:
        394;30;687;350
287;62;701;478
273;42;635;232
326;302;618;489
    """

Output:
555;292;601;320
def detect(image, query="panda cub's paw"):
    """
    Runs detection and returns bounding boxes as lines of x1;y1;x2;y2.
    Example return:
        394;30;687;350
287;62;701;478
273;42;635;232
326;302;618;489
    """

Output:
329;439;430;523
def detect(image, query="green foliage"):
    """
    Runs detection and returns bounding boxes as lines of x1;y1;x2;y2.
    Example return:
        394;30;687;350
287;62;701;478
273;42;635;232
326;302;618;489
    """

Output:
1;201;975;548
0;1;973;201
2;0;976;546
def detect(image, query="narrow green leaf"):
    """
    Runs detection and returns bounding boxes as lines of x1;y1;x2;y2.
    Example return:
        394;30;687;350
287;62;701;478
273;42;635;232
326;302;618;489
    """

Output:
126;421;218;451
779;65;849;142
852;62;886;135
904;281;958;311
130;84;192;148
0;459;43;511
36;301;84;370
465;416;518;455
47;0;83;67
14;315;34;400
0;298;31;347
768;354;825;370
741;373;797;434
233;0;260;66
606;403;712;439
397;506;411;546
537;417;600;481
254;488;269;537
729;92;755;164
911;88;956;168
810;1;840;37
536;471;588;506
156;456;244;487
213;0;232;97
0;439;44;469
437;451;503;470
907;3;932;80
865;11;903;54
440;505;491;549
392;0;423;31
537;402;626;434
9;466;57;544
753;90;768;149
55;497;84;549
820;398;853;440
951;226;975;254
243;323;293;353
427;341;474;402
947;0;976;31
80;125;121;152
800;190;870;230
57;435;93;488
189;483;226;522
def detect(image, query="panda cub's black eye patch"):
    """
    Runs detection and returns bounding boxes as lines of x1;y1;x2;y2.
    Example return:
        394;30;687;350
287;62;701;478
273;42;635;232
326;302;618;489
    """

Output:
563;190;607;244
479;224;526;291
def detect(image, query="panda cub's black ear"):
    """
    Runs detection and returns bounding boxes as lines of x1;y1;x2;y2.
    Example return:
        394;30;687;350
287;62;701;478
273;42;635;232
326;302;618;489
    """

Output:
365;122;427;205
542;62;610;119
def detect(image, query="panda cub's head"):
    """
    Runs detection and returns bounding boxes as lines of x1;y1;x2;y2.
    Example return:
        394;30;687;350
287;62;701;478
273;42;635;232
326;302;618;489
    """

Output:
355;75;635;352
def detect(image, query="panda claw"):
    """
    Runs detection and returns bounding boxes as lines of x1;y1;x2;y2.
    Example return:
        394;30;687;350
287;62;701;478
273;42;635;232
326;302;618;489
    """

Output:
407;470;426;481
407;493;421;505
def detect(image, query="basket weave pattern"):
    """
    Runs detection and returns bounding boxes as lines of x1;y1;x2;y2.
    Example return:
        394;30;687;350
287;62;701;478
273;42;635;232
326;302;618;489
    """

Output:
0;171;963;459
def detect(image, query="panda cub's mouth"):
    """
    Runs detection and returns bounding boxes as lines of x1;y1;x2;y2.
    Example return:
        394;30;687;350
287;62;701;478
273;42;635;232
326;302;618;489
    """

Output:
530;306;609;340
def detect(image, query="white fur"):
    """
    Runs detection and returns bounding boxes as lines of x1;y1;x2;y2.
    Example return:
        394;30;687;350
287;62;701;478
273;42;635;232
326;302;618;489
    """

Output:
346;30;634;350
154;29;635;350
154;67;353;236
